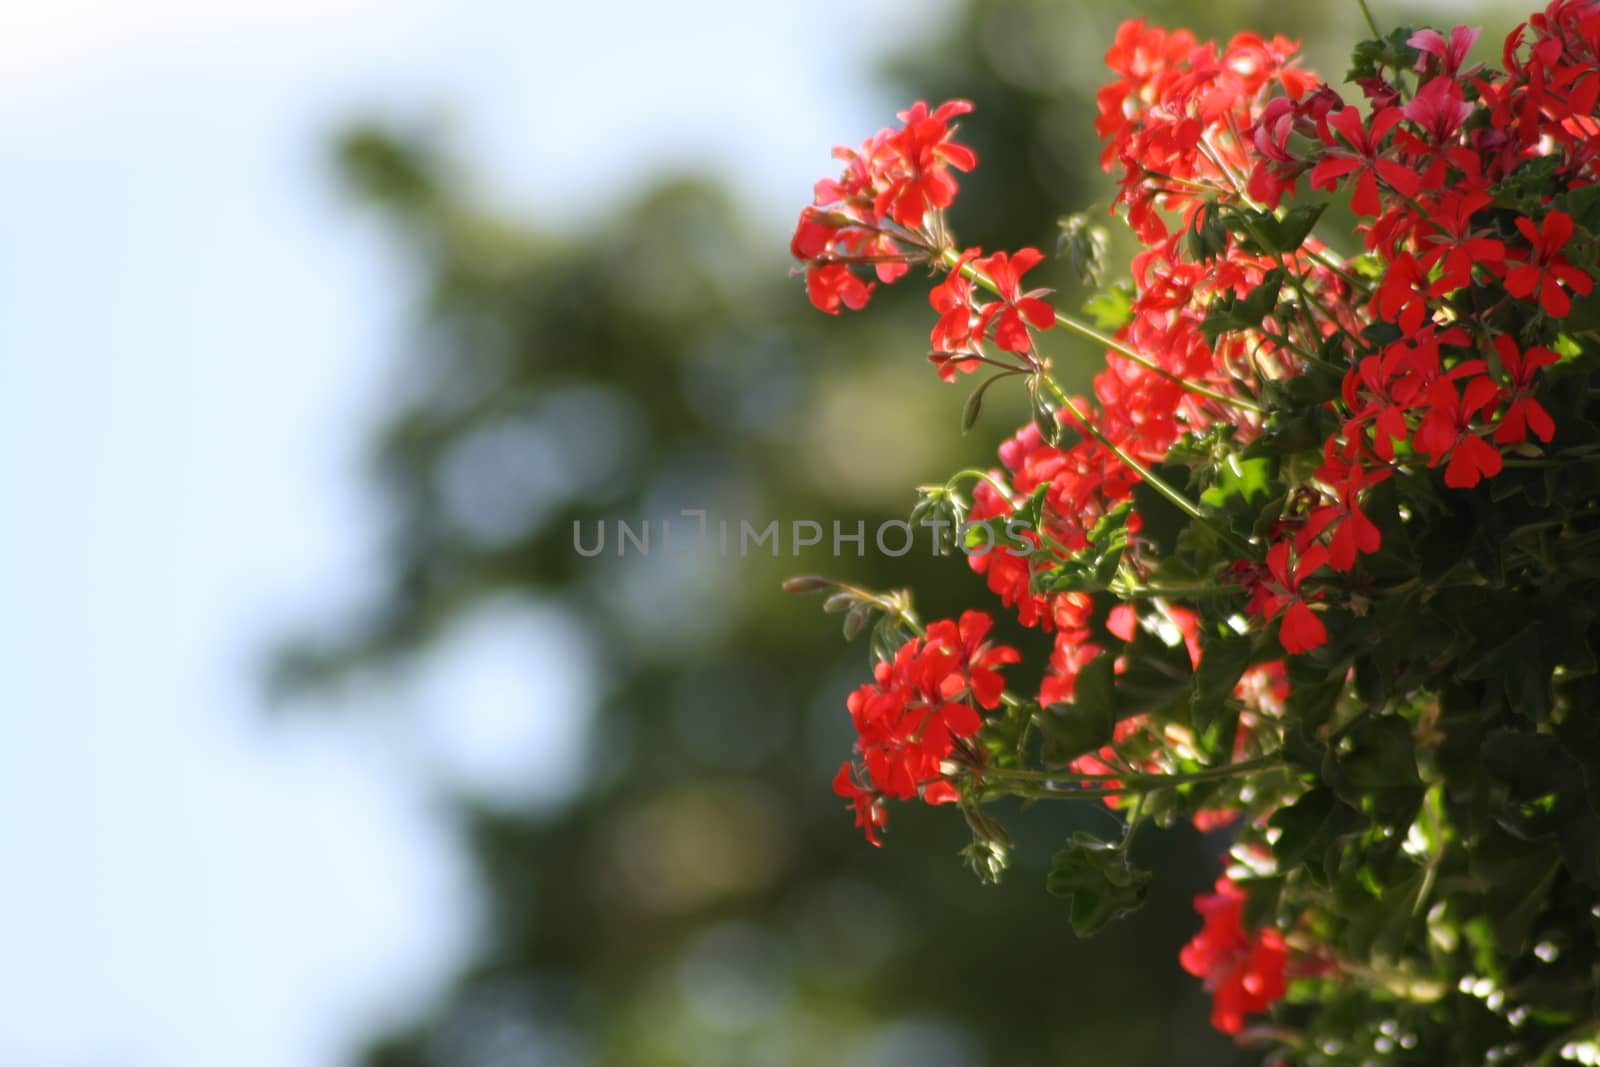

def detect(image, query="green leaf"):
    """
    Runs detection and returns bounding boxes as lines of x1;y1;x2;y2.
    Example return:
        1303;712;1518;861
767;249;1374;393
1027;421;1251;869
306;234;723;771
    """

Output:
1129;462;1194;558
1566;180;1600;232
1483;729;1600;888
1185;202;1229;262
1191;629;1259;737
1239;875;1286;930
1346;26;1420;82
1327;716;1425;829
1113;629;1194;722
1045;832;1153;936
1200;268;1285;345
1040;652;1116;761
1270;786;1366;883
1224;204;1326;257
1345;866;1425;963
1082;281;1135;332
1458;622;1550;722
1200;452;1278;539
1471;824;1563;955
1286;656;1346;732
1271;203;1327;255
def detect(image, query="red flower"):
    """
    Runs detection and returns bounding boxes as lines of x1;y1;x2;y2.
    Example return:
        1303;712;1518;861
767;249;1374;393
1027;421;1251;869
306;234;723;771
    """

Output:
1416;375;1505;487
1372;251;1437;332
923;609;1023;710
1491;334;1560;444
1180;877;1289;1035
835;613;1020;842
929;248;983;376
1241;540;1329;654
1299;438;1389;572
974;248;1055;354
1408;25;1481;80
1505;210;1595;318
1279;599;1326;656
805;262;874;315
833;764;888;847
874;100;978;228
792;100;978;316
1402;75;1475;148
1310;106;1421;217
1040;634;1105;707
1415;191;1505;294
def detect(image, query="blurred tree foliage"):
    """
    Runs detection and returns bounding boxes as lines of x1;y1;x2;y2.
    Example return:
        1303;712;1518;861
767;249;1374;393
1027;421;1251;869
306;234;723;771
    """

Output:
276;1;1516;1063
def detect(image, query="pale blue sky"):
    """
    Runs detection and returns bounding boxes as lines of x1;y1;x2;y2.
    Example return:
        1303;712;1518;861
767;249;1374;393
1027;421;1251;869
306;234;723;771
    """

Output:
0;2;933;1064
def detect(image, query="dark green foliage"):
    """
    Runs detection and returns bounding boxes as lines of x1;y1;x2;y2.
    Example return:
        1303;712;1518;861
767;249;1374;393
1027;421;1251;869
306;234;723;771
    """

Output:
1048;832;1154;936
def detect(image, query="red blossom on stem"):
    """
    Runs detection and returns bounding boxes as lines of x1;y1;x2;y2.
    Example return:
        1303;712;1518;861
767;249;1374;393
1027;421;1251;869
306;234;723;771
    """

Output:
1310;106;1421;217
1491;334;1560;444
805;261;874;315
1409;25;1482;80
1505;210;1595;318
874;100;978;227
974;248;1055;354
1237;541;1329;655
791;100;979;316
792;9;1600;1055
1415;190;1506;292
832;764;889;847
834;611;1019;842
928;247;983;378
1416;374;1506;488
1299;437;1389;573
1180;877;1290;1034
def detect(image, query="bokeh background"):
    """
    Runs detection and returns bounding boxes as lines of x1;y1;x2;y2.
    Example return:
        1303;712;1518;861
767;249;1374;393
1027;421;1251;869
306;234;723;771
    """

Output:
0;1;1516;1064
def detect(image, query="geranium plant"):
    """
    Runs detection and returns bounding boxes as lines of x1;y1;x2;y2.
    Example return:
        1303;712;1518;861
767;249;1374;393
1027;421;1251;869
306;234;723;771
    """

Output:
786;1;1600;1061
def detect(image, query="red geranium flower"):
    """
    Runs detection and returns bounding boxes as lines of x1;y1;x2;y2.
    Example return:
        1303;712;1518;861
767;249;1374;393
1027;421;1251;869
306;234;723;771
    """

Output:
1491;334;1560;444
835;612;1020;842
1237;541;1329;654
1310;105;1421;217
974;248;1055;354
805;262;874;315
929;248;983;375
1416;375;1505;487
874;100;979;228
923;609;1023;710
832;764;889;847
1180;876;1290;1035
1505;210;1595;318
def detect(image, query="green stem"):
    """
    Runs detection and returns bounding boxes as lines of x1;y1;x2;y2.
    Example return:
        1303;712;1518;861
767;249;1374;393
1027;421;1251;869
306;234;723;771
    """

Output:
946;468;1017;501
1122;792;1149;850
984;781;1140;801
1357;0;1382;39
981;754;1283;790
1111;581;1244;599
1311;246;1372;298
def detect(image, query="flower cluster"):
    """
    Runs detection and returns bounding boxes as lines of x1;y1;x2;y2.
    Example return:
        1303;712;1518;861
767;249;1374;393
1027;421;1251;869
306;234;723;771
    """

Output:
832;610;1018;845
1179;877;1290;1034
1090;9;1597;652
790;100;976;315
791;0;1600;1052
